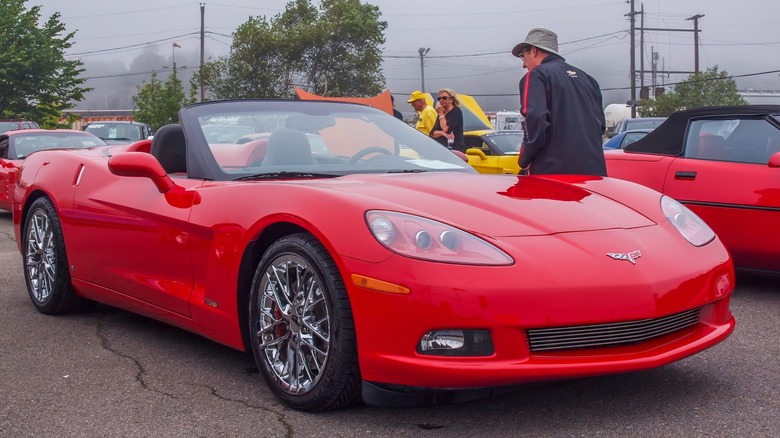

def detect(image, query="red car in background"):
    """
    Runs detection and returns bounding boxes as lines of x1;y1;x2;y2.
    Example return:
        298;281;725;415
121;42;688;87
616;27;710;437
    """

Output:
0;119;40;133
605;105;780;273
0;129;106;211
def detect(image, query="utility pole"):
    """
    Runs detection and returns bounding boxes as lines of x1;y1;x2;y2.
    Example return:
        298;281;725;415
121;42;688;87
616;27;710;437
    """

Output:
639;3;644;96
651;46;658;96
685;14;705;73
200;3;205;101
626;0;639;117
628;11;704;80
418;47;430;93
172;42;180;81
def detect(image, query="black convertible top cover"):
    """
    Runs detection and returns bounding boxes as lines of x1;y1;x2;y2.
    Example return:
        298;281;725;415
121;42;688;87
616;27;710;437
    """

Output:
623;105;780;156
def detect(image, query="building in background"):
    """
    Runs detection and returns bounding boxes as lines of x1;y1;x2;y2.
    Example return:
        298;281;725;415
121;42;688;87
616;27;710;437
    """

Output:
739;90;780;105
62;110;135;130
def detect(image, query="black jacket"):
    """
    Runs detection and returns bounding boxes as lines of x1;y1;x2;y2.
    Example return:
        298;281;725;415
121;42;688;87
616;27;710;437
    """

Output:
518;55;607;176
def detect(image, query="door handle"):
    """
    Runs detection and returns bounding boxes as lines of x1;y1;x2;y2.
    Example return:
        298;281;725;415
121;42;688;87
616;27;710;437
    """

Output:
675;171;697;180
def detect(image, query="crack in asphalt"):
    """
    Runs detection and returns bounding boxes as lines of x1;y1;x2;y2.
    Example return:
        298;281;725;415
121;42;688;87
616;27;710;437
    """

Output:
199;385;295;437
95;314;177;399
1;231;14;242
95;315;293;435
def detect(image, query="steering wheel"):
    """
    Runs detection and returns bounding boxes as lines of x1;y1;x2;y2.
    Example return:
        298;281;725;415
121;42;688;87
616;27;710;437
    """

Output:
347;146;393;164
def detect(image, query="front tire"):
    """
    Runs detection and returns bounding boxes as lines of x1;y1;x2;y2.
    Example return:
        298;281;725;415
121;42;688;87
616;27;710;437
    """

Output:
248;233;360;411
23;197;93;314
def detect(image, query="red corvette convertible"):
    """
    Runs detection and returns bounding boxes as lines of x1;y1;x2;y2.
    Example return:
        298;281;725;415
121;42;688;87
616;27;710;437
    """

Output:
13;100;734;411
0;129;106;211
605;105;780;273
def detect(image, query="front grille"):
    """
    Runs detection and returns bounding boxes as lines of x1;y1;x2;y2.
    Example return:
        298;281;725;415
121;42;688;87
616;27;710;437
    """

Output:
526;307;701;352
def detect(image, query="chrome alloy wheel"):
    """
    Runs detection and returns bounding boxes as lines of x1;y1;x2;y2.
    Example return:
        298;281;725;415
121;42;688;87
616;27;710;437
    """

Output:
25;209;57;304
256;254;331;395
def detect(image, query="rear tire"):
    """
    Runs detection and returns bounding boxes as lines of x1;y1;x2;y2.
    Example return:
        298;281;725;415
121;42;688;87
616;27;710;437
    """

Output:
248;233;360;411
23;197;93;314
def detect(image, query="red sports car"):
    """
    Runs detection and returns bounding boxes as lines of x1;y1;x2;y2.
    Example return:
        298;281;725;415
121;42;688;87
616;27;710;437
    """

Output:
605;105;780;273
0;129;106;211
13;100;735;411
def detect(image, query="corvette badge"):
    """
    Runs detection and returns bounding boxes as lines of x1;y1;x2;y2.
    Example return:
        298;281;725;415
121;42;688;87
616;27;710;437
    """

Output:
606;251;642;264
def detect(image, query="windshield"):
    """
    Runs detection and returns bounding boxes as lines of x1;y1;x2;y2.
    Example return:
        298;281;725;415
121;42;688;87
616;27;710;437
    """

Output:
0;122;19;134
85;123;144;143
10;132;107;159
486;132;523;154
625;118;666;131
186;100;475;179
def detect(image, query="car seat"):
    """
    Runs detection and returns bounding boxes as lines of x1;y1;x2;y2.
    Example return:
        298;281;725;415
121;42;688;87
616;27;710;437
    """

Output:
694;133;729;160
261;128;316;166
150;124;186;174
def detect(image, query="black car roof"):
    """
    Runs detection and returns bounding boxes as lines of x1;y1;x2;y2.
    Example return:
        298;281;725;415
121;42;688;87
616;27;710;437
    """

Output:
623;105;780;156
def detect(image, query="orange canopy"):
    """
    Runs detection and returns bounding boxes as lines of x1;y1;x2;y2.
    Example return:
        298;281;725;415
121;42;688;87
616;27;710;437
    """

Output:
294;87;394;115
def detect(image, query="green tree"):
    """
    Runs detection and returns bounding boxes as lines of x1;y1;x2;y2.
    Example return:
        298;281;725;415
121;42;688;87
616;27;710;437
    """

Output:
303;0;386;96
0;0;89;126
640;66;747;116
132;72;195;131
195;0;386;99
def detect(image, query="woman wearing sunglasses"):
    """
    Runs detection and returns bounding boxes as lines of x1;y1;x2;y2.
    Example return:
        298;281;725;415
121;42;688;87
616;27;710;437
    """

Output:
430;88;465;152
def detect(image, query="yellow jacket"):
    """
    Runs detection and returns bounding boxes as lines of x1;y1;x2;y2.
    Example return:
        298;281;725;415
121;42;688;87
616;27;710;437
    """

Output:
415;105;438;135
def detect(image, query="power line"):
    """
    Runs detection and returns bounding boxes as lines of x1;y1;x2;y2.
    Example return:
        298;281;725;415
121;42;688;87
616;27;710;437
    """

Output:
392;69;780;97
60;3;192;20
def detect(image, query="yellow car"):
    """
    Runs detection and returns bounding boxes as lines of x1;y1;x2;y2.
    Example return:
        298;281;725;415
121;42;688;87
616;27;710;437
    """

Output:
464;129;523;174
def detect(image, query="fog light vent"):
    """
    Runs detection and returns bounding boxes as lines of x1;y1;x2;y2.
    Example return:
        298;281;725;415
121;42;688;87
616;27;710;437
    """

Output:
417;329;494;357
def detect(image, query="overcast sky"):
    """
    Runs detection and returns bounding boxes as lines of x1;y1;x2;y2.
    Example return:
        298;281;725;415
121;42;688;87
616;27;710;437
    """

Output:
36;0;780;113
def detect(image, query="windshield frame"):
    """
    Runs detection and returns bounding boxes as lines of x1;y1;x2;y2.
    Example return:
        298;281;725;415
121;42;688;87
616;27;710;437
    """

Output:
180;99;476;181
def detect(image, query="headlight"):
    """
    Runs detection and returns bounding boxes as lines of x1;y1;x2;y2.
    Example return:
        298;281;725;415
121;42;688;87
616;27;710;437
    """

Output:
661;196;715;247
366;210;513;265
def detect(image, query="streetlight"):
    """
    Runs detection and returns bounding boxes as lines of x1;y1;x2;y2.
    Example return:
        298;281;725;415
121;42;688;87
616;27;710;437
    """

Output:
418;47;430;92
172;42;181;80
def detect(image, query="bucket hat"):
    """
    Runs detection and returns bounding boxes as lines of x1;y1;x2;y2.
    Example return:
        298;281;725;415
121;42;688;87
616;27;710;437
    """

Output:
512;28;559;57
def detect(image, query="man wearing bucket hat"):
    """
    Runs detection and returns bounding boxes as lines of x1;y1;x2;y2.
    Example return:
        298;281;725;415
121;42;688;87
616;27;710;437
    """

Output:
512;28;607;176
407;90;438;135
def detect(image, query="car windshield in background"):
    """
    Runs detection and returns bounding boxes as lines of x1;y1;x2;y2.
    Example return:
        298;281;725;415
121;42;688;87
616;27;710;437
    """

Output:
487;132;523;154
202;124;254;143
11;132;107;159
85;123;144;143
625;118;666;130
0;122;19;133
186;100;475;179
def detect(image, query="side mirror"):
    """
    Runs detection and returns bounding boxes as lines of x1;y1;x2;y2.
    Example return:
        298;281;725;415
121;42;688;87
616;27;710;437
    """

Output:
769;151;780;168
108;152;174;193
466;148;488;160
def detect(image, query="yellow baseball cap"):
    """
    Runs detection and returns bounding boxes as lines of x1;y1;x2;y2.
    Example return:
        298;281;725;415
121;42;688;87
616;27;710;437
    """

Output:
407;90;427;103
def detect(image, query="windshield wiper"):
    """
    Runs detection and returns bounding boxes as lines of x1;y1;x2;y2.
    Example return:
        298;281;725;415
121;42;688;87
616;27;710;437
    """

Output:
234;171;342;181
387;169;427;173
96;136;132;141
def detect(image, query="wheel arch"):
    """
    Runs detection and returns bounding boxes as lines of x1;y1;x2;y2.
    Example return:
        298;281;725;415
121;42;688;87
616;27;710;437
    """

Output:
19;189;55;240
236;221;313;352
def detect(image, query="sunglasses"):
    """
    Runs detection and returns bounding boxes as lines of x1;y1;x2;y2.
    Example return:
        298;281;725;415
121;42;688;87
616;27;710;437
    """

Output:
437;96;450;101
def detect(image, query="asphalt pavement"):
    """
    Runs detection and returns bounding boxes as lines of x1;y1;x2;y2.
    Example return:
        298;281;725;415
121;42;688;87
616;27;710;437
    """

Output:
0;210;778;437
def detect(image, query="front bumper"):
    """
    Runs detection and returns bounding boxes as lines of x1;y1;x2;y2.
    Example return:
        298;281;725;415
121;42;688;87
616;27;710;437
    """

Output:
340;228;735;402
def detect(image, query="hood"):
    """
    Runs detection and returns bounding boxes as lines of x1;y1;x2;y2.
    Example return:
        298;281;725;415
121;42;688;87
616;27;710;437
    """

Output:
458;94;493;131
305;173;655;237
